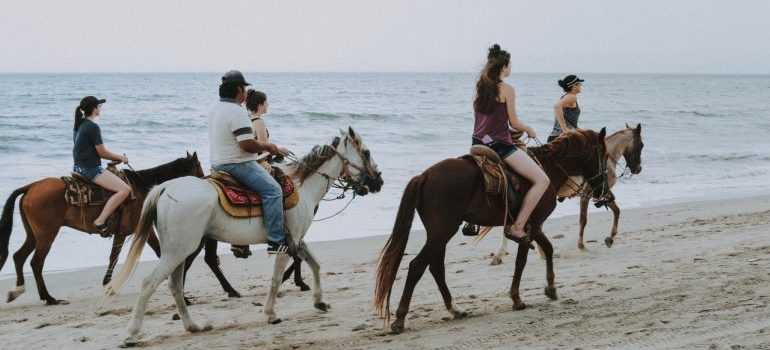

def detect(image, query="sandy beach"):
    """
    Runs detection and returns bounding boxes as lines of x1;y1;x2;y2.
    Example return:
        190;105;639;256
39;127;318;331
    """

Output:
1;194;769;349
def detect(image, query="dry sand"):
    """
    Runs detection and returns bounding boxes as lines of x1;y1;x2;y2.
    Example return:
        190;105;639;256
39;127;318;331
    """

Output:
1;195;769;349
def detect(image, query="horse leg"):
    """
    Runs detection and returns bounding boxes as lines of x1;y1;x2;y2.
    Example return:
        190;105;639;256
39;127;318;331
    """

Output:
283;256;310;291
509;232;532;310
103;234;127;286
491;229;508;266
182;239;206;306
202;238;240;298
605;201;620;248
297;241;326;310
428;245;466;319
8;231;35;303
146;230;162;258
168;264;210;333
263;253;292;324
578;196;589;250
30;232;64;305
531;225;557;300
391;245;433;333
125;254;187;346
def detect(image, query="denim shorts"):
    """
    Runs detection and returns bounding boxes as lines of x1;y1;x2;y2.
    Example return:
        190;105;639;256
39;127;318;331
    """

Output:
471;138;517;159
73;165;105;181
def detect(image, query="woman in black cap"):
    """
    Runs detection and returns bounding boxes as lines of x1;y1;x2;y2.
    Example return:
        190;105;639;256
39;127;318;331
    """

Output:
72;96;131;237
547;75;584;142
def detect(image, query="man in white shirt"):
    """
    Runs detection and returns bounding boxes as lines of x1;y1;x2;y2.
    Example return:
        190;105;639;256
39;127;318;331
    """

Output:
208;70;295;255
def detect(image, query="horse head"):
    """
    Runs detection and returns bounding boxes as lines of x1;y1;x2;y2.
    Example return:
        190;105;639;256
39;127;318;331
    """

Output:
623;123;644;174
582;128;614;205
335;126;383;196
185;151;205;178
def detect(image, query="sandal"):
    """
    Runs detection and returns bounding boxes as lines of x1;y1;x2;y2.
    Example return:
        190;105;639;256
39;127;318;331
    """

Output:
93;219;114;238
504;231;535;250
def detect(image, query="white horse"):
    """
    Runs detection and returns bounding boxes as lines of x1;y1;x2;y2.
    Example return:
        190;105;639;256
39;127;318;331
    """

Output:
490;123;644;264
105;127;383;346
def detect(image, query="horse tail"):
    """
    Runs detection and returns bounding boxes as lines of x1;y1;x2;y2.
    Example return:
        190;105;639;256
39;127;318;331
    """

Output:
0;184;32;271
374;174;424;321
104;184;165;297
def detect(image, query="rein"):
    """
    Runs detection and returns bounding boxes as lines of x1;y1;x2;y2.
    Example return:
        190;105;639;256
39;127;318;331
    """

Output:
529;136;609;202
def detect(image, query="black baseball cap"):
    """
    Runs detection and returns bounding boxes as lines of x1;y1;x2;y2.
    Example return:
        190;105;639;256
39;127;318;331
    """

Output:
561;75;585;88
221;70;251;86
79;96;106;110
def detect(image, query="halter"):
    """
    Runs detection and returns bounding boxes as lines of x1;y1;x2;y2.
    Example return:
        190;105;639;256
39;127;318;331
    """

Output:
530;136;610;203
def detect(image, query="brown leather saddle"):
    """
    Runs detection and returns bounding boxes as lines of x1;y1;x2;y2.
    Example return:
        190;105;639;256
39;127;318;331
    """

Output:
462;145;529;213
61;166;133;207
207;167;299;218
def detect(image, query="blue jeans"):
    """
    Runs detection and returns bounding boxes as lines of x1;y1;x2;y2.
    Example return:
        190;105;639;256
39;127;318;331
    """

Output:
213;160;286;244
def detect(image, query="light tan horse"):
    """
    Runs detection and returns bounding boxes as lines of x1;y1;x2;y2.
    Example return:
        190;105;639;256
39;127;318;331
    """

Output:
491;123;643;264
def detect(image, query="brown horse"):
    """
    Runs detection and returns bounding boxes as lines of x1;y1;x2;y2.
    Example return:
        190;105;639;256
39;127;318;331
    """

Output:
374;129;611;333
0;153;209;305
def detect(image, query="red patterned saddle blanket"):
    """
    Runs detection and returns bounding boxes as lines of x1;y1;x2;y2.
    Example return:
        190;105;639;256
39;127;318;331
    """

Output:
208;167;299;218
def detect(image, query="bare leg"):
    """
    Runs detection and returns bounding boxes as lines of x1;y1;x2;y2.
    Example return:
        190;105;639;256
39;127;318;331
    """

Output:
605;201;620;247
578;196;589;250
503;151;550;238
92;171;130;226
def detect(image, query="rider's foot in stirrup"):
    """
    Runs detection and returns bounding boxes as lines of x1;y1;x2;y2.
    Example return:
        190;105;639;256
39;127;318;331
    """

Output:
93;220;113;238
266;241;290;255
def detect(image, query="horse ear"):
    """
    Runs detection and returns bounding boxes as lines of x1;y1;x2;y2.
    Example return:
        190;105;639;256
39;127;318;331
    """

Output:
635;123;642;133
332;136;340;148
599;127;606;140
348;126;356;139
186;151;191;157
192;151;198;159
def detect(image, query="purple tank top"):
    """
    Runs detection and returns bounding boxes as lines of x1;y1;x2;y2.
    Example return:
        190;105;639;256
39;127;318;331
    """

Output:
473;102;512;145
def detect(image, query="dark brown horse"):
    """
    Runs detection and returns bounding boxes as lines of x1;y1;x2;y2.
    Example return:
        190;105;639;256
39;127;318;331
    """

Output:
0;153;224;304
374;129;611;333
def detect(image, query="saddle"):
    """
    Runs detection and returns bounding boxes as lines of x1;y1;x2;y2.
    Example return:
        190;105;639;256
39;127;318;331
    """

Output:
208;167;299;218
462;144;529;217
61;166;134;207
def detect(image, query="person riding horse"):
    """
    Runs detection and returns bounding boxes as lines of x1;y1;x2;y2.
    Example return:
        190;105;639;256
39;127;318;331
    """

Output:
72;96;131;237
208;70;295;255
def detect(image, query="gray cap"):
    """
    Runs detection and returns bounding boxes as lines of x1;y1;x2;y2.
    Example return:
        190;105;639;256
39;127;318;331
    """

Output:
221;70;251;86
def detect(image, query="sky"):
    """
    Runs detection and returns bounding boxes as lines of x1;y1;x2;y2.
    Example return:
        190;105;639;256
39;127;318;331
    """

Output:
1;0;769;74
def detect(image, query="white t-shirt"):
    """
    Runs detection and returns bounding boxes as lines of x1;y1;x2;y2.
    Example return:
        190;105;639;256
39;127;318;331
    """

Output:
207;99;258;166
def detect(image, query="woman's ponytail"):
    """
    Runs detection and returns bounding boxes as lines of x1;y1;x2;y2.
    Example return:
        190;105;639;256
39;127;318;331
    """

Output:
73;106;84;131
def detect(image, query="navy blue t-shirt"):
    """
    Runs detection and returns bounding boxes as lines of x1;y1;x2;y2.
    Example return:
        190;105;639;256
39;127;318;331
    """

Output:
73;119;103;167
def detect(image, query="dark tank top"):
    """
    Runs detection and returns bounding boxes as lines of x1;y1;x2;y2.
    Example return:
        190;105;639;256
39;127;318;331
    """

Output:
549;94;580;137
473;102;513;145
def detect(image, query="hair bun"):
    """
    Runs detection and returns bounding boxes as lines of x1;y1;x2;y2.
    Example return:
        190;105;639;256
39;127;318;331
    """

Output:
488;44;503;60
558;79;566;88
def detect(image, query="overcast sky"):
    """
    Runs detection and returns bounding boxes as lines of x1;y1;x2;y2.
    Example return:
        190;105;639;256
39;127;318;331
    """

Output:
1;0;768;74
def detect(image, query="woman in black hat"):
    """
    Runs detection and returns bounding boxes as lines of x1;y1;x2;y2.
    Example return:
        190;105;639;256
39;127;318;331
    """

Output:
547;75;584;142
72;96;131;237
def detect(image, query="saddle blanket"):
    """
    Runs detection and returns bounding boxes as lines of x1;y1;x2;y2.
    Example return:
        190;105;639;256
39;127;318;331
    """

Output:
208;168;299;218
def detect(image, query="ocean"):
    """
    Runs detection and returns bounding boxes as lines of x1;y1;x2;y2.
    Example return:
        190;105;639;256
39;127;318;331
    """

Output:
1;72;769;275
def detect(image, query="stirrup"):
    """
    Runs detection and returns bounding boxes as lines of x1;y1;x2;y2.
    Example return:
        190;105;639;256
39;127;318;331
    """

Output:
94;219;114;238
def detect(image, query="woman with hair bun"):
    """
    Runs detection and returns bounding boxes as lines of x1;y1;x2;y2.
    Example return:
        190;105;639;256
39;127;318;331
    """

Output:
547;74;584;142
472;44;550;244
72;96;130;237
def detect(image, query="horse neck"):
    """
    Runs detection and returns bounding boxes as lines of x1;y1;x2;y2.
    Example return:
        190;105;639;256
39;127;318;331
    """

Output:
298;154;345;206
605;130;632;169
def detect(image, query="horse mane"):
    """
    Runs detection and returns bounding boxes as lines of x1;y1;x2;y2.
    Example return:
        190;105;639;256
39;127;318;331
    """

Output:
284;142;339;183
531;129;599;160
123;157;191;193
606;127;631;142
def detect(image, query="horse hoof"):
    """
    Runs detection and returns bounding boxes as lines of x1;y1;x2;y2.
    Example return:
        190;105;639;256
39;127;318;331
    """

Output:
268;316;282;325
605;237;614;248
46;299;69;305
187;323;212;333
184;297;192;306
123;336;140;347
299;284;311;292
513;302;527;311
172;313;180;321
314;302;329;312
390;320;405;334
102;277;111;286
545;286;558;300
228;291;241;298
490;257;502;266
578;243;585;251
452;310;468;319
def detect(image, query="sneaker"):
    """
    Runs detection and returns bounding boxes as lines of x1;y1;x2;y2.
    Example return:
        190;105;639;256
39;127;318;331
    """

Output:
267;241;289;255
